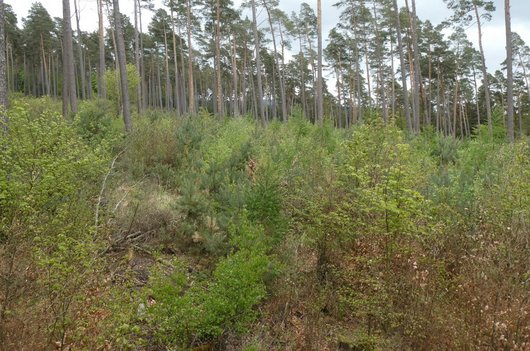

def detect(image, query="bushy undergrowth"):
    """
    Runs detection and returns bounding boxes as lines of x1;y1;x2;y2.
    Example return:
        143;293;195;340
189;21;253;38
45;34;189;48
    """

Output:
1;98;529;350
0;97;109;349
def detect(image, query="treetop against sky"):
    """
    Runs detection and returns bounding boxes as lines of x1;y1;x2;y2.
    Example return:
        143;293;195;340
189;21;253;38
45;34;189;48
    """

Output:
7;0;530;72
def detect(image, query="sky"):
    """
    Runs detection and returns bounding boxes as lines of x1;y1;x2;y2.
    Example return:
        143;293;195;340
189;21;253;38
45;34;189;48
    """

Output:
6;0;530;73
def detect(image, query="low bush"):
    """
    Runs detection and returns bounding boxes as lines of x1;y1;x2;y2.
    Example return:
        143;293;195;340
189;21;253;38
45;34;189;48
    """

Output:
0;98;108;349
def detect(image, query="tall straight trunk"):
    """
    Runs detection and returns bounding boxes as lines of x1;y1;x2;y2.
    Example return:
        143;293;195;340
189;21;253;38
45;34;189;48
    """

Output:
459;97;464;137
47;51;51;95
170;7;181;115
62;0;77;117
73;0;86;100
231;34;239;117
316;0;323;123
54;54;59;97
299;35;307;119
40;35;50;95
7;42;12;92
87;54;92;98
364;43;371;108
371;1;387;124
277;21;289;117
0;0;8;127
263;75;272;121
186;0;195;114
263;2;287;122
517;93;523;136
97;0;106;98
106;1;118;71
427;46;433;125
519;51;530;111
354;40;363;122
251;0;265;125
436;69;441;132
270;56;277;120
242;43;248;115
390;31;396;118
177;24;187;112
504;0;514;142
453;75;460;137
473;3;493;137
134;0;141;113
336;67;342;128
50;54;55;97
9;44;14;92
157;57;163;108
214;0;223;117
113;0;132;132
406;0;421;132
138;1;147;110
148;63;153;107
5;40;9;94
307;38;317;120
163;27;172;110
472;65;481;128
39;47;44;95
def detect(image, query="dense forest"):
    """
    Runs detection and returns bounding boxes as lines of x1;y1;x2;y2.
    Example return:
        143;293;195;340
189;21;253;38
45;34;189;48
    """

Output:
0;0;529;350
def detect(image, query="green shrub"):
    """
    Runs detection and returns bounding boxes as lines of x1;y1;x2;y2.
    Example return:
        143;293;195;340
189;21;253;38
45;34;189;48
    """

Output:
145;248;270;348
105;64;140;116
75;98;120;145
0;98;108;348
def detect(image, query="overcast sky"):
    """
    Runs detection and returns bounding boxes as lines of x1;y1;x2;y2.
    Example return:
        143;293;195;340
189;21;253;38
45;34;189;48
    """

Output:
6;0;530;73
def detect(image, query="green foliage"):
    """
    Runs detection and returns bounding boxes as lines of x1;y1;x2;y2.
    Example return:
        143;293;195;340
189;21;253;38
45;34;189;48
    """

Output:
0;98;108;347
75;99;122;146
4;98;528;350
0;99;106;224
146;248;270;348
343;122;430;237
431;135;461;165
105;64;140;115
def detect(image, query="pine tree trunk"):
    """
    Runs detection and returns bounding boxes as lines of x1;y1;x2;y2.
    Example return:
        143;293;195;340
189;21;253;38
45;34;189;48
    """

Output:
251;0;265;125
186;0;195;114
134;0;141;113
390;32;396;118
519;52;530;113
278;21;289;118
407;0;422;133
62;0;78;117
214;0;223;117
474;3;493;138
73;0;86;100
504;0;514;142
316;0;323;123
138;1;147;110
163;27;172;111
427;46;433;125
371;1;387;124
263;3;286;122
113;0;132;132
170;7;181;115
299;35;307;119
364;43;371;109
231;34;239;117
177;24;187;113
517;93;523;136
242;42;249;115
336;67;342;128
97;0;106;98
